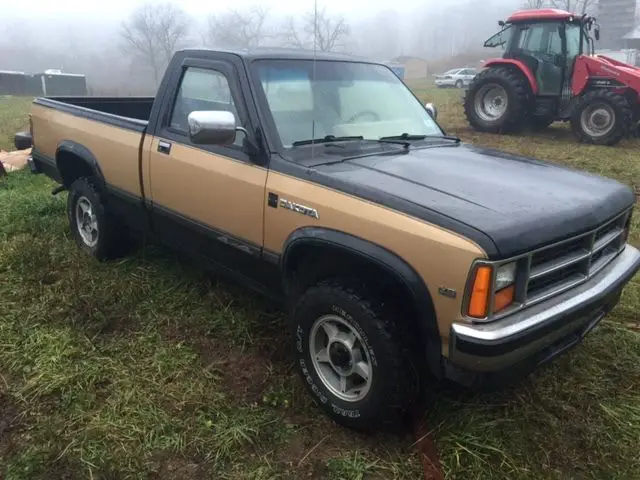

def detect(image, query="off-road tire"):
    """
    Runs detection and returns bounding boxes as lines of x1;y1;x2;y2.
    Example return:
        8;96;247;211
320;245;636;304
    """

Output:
67;177;130;261
571;90;633;146
464;66;532;133
291;280;416;431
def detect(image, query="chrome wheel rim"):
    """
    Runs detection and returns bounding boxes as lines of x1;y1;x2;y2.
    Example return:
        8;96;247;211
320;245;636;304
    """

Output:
75;196;99;247
580;103;615;138
309;314;373;402
475;84;508;122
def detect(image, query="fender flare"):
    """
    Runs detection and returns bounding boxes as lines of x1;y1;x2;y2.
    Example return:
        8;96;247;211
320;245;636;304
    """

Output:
55;140;106;190
484;58;539;94
281;227;442;373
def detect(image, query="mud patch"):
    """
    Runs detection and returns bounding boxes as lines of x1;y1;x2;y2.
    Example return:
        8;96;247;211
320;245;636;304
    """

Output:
0;392;22;460
150;455;211;480
192;339;274;404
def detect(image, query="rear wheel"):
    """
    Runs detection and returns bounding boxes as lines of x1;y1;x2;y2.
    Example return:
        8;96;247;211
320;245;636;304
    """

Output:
571;90;632;146
455;79;464;89
67;177;131;261
464;67;532;133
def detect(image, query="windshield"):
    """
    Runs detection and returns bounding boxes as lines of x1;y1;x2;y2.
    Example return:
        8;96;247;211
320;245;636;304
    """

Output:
252;59;443;149
566;23;589;57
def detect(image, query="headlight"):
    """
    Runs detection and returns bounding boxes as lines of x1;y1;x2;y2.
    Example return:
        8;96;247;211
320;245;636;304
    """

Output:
467;261;517;319
495;262;516;290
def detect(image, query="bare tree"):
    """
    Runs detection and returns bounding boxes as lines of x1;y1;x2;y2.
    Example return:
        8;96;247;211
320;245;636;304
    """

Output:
523;0;547;8
207;6;270;49
548;0;598;14
280;7;350;52
521;0;597;13
121;3;191;86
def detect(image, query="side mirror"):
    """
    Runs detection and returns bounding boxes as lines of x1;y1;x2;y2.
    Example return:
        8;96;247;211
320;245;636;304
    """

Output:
187;110;238;145
425;103;438;120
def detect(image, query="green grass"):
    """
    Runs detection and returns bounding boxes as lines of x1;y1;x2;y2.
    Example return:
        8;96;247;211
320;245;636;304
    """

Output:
1;92;639;479
0;97;32;151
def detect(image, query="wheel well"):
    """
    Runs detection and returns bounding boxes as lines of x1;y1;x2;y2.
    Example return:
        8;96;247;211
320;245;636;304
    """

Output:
283;243;439;369
483;61;536;95
56;151;96;188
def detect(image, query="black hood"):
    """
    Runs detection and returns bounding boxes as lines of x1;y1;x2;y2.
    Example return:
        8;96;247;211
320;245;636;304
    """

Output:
310;143;635;258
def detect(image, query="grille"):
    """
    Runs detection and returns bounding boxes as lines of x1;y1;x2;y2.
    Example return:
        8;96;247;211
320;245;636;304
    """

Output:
524;211;630;304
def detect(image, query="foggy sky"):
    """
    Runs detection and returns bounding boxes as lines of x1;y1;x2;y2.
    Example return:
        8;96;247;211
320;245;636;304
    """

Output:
2;0;630;95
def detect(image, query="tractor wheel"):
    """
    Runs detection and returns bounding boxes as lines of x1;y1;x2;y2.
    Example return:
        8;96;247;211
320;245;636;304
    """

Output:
464;66;531;133
571;90;632;146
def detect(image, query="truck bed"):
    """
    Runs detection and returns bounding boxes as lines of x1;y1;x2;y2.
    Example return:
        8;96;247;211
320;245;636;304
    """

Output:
34;96;154;131
30;96;152;199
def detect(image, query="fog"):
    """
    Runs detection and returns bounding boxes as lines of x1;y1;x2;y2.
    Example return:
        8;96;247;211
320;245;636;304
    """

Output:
0;0;628;95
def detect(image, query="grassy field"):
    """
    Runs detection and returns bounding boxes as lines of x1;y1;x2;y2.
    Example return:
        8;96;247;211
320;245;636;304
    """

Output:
1;91;639;480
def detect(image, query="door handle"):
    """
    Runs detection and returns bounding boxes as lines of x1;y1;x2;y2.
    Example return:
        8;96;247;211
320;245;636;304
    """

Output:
158;140;172;154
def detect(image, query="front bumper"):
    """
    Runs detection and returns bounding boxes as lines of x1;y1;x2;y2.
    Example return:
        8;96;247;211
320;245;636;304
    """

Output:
448;245;640;375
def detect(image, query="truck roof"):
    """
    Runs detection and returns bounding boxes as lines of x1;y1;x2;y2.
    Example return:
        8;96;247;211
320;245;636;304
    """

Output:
178;47;380;63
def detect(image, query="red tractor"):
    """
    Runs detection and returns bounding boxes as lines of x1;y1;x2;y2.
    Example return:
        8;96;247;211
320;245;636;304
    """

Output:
464;8;640;146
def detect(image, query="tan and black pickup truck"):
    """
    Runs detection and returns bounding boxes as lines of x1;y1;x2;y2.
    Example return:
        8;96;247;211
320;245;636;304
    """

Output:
16;48;640;431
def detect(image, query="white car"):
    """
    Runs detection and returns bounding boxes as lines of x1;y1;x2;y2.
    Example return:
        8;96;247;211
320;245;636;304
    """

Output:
434;68;477;88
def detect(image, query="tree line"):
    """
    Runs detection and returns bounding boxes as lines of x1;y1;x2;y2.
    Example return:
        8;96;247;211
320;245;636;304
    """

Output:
121;3;352;87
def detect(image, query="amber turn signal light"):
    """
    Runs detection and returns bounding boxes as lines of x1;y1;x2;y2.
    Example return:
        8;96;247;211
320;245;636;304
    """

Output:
494;284;515;313
467;265;492;318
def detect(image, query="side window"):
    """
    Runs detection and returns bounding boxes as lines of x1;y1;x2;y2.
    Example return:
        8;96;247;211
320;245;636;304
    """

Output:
484;25;512;50
517;24;545;54
169;67;244;146
547;28;562;55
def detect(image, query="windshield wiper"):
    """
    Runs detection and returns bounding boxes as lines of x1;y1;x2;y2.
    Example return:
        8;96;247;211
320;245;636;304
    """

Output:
425;134;461;143
380;133;461;144
379;133;427;141
292;135;364;147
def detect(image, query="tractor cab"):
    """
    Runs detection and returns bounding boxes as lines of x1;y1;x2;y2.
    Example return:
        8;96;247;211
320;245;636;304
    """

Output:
483;9;598;98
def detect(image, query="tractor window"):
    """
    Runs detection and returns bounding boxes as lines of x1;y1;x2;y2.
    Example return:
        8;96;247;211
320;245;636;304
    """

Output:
517;24;546;53
484;25;512;49
547;28;562;55
565;23;583;58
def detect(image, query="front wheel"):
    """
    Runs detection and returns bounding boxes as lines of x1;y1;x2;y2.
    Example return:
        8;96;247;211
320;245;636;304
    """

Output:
455;79;464;89
291;280;415;431
571;90;632;146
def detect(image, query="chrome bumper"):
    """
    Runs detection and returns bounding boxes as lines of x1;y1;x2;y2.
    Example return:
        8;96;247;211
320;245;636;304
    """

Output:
449;245;640;372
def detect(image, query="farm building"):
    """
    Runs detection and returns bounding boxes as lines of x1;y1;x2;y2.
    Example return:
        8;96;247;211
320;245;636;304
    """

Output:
598;0;638;49
0;69;87;96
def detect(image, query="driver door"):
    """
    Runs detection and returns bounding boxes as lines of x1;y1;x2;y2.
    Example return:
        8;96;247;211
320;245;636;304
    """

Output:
511;22;564;97
146;59;269;281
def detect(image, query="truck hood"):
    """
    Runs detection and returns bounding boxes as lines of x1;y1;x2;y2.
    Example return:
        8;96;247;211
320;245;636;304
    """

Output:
313;143;635;258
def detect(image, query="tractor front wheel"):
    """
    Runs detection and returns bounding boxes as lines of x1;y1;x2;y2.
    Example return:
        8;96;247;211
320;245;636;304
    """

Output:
571;90;632;146
464;66;531;133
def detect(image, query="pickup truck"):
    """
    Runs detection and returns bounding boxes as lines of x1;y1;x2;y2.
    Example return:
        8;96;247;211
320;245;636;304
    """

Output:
16;47;640;431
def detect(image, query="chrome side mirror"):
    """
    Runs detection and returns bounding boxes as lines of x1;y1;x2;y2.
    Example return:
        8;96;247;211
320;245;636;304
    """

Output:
425;103;438;120
187;110;238;145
